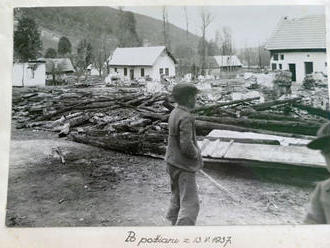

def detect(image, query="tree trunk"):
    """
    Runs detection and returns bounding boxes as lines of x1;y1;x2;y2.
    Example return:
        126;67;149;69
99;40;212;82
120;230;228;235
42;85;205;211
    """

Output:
252;97;302;111
195;115;320;136
194;97;260;112
195;120;315;139
293;103;330;119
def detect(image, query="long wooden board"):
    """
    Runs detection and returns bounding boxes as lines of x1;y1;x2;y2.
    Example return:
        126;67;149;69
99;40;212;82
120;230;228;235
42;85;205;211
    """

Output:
207;129;311;146
198;139;326;169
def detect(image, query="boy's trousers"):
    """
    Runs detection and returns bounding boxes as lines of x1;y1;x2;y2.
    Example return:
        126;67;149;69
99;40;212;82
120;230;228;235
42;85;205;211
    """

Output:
166;163;200;225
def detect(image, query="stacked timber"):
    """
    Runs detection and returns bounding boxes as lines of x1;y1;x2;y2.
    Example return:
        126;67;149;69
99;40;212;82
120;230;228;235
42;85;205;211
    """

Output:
11;84;329;162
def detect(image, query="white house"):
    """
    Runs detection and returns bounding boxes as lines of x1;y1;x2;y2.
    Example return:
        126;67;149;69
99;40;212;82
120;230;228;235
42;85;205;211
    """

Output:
207;55;242;74
13;61;46;86
108;46;176;81
87;64;100;76
265;15;327;83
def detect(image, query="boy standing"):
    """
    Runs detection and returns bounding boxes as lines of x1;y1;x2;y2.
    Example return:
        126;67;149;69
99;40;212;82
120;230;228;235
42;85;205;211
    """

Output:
165;83;203;226
305;122;330;224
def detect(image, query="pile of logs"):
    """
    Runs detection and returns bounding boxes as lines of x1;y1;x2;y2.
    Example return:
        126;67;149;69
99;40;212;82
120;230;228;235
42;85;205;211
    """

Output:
12;84;329;157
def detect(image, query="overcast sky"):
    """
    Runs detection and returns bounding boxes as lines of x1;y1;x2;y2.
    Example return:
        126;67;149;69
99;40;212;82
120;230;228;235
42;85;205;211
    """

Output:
121;5;325;48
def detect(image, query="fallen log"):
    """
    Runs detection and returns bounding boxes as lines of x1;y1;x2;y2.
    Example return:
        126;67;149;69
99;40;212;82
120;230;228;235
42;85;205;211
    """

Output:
195;120;315;139
293;103;330;119
70;134;142;154
162;99;174;112
194;97;260;113
69;133;166;155
195;115;320;136
68;113;92;127
139;112;169;122
36;93;144;121
252;97;302;111
239;110;324;124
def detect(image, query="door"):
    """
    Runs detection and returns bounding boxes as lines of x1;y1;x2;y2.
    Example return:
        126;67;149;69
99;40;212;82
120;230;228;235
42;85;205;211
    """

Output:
130;69;134;80
288;64;296;82
304;62;313;75
271;63;277;70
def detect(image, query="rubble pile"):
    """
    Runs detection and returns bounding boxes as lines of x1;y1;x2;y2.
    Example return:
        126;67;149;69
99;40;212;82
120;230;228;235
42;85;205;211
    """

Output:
12;86;173;156
297;73;329;111
12;80;329;157
272;70;292;97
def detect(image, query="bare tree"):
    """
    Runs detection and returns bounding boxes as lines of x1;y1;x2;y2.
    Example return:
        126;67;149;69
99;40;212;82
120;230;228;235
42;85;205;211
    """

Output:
243;42;251;68
93;33;115;78
222;26;233;56
258;42;262;69
183;7;189;40
200;8;213;75
162;6;171;50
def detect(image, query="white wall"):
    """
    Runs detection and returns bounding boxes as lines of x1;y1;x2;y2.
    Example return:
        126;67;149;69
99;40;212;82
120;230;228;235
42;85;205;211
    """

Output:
270;51;327;83
13;63;46;86
109;66;153;80
152;51;176;81
108;51;176;81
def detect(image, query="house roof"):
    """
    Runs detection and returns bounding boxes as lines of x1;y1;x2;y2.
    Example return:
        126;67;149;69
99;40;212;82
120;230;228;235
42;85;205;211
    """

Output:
39;58;75;73
210;55;242;67
265;15;326;50
108;46;176;66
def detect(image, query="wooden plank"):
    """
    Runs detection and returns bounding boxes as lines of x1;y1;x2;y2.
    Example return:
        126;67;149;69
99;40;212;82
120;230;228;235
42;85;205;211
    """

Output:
197;135;280;145
207;129;310;146
198;140;326;169
202;158;328;171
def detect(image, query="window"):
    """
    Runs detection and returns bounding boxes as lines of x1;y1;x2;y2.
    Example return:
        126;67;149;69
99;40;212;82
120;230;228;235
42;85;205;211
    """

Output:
271;63;277;70
326;62;328;67
141;68;145;77
114;68;117;72
159;68;164;75
124;68;127;76
279;64;282;69
304;62;313;75
165;68;169;76
280;54;284;60
273;54;278;61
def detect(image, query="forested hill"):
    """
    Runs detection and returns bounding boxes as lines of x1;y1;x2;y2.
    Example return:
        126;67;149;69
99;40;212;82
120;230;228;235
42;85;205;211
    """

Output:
18;7;201;55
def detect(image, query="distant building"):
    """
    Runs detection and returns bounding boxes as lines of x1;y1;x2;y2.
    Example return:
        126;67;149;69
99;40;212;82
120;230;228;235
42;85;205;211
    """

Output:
13;61;46;87
87;64;100;76
265;15;327;83
108;46;176;81
42;58;75;75
38;58;75;82
206;55;242;77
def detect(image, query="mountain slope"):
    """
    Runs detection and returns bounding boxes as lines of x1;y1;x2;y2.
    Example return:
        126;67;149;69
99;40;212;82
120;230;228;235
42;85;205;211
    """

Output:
17;7;201;56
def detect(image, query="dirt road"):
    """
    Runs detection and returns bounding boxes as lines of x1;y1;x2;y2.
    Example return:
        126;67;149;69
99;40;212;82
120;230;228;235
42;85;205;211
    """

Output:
6;126;325;227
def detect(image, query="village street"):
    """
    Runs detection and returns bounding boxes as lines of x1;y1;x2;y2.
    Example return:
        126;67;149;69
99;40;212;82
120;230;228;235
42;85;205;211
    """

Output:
6;123;318;227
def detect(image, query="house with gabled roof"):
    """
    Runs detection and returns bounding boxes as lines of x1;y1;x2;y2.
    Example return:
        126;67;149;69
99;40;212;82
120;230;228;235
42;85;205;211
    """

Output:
107;46;176;81
265;15;327;83
206;55;242;77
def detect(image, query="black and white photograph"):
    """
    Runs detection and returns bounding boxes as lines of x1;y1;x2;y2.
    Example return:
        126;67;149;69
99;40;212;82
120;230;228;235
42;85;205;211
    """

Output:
6;4;330;228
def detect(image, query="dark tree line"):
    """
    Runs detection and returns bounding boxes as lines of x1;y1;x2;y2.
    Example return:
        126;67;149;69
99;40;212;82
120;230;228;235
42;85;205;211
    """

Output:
14;16;42;62
117;8;141;47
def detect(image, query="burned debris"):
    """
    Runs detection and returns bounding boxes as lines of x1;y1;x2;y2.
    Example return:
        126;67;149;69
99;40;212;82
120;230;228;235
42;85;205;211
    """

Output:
12;67;329;169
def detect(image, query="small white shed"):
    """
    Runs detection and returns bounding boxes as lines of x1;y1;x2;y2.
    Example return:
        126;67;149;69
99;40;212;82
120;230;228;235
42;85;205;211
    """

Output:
12;61;46;87
108;46;176;81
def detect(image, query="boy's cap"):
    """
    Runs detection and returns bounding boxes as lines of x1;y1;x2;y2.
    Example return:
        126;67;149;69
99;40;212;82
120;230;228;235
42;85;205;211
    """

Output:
172;83;199;100
307;122;330;150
